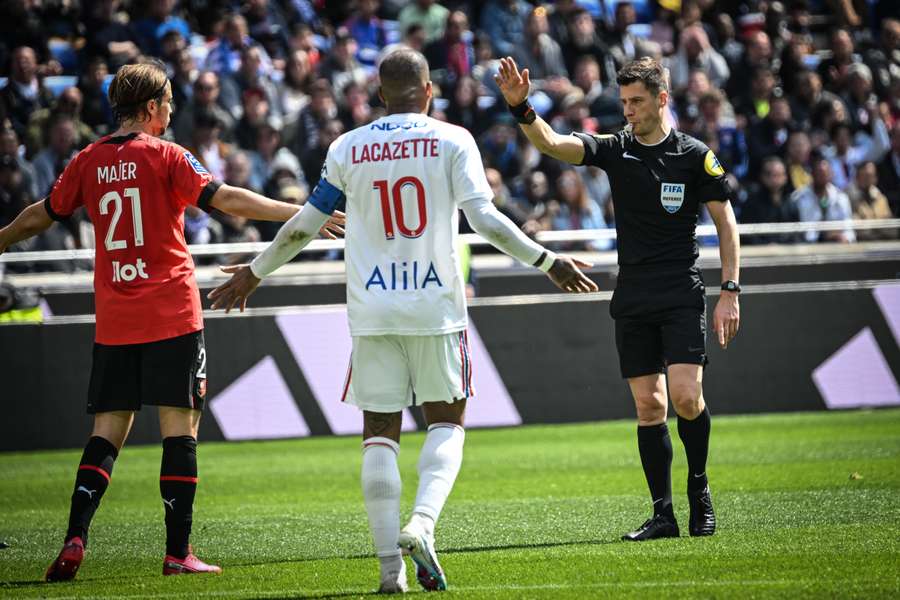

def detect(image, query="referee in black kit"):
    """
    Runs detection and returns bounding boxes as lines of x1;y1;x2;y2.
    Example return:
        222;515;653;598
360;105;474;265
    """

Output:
495;56;740;541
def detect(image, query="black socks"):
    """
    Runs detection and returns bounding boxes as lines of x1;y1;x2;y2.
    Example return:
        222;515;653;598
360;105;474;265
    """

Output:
637;423;674;518
66;436;118;546
160;436;198;559
678;406;711;491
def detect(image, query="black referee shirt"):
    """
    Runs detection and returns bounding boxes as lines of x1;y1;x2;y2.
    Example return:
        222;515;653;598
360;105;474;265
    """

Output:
574;128;732;273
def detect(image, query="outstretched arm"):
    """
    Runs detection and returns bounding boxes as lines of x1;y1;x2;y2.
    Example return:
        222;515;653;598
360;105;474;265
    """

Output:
207;203;331;312
0;199;54;254
462;199;597;293
208;183;345;239
494;57;586;165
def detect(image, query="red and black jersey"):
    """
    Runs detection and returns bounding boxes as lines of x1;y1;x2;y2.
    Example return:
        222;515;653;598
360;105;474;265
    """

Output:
46;132;221;345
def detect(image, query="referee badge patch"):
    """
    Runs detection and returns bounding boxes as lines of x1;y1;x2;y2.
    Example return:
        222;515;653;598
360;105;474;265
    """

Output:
704;150;725;177
660;183;685;214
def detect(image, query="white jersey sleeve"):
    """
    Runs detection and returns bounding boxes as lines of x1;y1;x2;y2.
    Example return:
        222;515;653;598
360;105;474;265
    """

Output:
450;130;494;206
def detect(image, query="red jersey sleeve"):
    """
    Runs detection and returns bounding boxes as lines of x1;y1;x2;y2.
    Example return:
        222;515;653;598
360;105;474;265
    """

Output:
44;151;84;221
167;144;221;211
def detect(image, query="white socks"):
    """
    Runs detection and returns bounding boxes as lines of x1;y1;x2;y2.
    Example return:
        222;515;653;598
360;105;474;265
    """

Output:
410;423;466;534
361;436;402;576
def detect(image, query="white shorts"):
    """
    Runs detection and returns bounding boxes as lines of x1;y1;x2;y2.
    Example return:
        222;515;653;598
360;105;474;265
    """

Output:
341;331;474;413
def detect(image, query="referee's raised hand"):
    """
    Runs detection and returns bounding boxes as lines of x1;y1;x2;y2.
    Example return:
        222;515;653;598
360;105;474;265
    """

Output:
494;57;531;106
547;256;598;293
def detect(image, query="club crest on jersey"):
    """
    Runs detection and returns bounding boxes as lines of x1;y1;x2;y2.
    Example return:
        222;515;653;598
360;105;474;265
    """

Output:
183;151;208;175
660;183;685;214
704;150;724;177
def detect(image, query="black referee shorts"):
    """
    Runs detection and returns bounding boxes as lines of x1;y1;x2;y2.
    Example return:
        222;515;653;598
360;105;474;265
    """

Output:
87;330;208;414
610;268;708;379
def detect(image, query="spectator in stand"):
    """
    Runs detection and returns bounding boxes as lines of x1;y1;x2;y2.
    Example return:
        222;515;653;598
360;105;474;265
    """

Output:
785;131;813;193
779;33;815;97
791;154;856;243
0;154;31;230
205;13;273;78
280;49;314;124
605;1;639;73
25;87;97;159
318;28;369;98
668;25;731;91
235;88;275;151
186;109;233;182
300;119;344;190
550;169;612;251
863;18;900;99
32;114;78;197
172;71;236;147
791;70;841;132
697;89;748;181
843;63;880;132
82;0;140;70
1;47;54;139
734;67;776;123
343;0;391;69
232;45;283;122
169;48;196;111
517;6;568;82
877;123;900;215
564;8;615;86
242;0;291;63
552;89;598;136
825;106;890;191
288;23;321;71
338;81;374;132
713;13;744;71
480;116;522;180
424;11;474;88
289;79;338;159
132;0;191;58
398;0;450;45
481;166;538;232
0;126;38;200
747;93;795;179
445;76;492;138
547;0;579;49
480;0;531;62
0;1;56;73
818;28;858;95
213;151;261;250
741;156;799;244
78;57;114;136
727;30;772;101
847;161;897;239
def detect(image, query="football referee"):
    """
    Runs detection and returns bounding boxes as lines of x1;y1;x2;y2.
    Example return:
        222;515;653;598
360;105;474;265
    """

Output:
495;56;740;541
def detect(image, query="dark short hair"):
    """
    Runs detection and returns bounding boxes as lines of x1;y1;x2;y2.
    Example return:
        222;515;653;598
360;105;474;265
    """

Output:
616;57;667;96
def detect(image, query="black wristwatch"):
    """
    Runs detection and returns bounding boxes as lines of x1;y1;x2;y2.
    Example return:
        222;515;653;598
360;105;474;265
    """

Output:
721;280;741;293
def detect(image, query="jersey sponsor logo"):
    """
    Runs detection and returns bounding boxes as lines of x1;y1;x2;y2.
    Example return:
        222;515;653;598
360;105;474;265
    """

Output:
660;182;685;214
112;258;149;282
183;151;209;175
365;260;443;291
369;120;428;131
704;150;724;177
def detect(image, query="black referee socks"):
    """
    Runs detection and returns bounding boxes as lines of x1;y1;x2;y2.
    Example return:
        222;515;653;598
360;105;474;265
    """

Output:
678;406;711;491
637;423;674;518
66;436;119;546
160;435;198;559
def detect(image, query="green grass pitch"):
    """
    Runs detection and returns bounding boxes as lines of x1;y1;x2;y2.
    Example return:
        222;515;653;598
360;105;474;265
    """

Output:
1;409;899;599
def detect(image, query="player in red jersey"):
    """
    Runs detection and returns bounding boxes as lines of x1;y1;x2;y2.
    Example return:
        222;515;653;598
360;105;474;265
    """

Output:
0;59;343;581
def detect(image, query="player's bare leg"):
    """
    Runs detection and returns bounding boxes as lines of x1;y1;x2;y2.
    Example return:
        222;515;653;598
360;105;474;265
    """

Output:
158;407;219;575
668;363;716;536
361;411;406;593
622;374;680;541
46;411;133;582
399;400;466;592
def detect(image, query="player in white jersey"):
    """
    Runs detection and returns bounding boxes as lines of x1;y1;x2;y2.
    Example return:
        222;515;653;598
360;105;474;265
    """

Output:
209;49;597;593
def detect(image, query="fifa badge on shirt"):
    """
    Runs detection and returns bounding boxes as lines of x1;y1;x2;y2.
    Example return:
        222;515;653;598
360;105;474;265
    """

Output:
660;183;685;214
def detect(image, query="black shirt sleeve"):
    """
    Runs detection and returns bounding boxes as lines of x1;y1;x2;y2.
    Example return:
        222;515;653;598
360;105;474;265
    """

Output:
196;180;223;213
692;141;733;204
573;132;620;170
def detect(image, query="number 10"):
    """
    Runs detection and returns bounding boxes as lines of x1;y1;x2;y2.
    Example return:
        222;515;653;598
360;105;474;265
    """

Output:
374;176;427;240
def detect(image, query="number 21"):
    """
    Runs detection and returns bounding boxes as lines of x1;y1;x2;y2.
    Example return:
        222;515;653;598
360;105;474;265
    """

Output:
99;187;144;251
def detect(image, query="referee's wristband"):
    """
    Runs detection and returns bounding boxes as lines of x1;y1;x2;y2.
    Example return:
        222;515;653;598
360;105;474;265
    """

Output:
508;100;537;125
532;250;557;273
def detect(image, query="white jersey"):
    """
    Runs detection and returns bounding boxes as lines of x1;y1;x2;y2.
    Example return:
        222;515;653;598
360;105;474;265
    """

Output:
318;113;492;336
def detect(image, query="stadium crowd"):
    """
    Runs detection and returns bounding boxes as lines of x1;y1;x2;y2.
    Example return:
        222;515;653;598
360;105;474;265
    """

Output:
1;0;899;272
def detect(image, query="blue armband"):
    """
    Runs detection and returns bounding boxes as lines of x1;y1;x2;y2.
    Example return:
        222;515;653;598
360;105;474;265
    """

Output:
308;178;345;215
